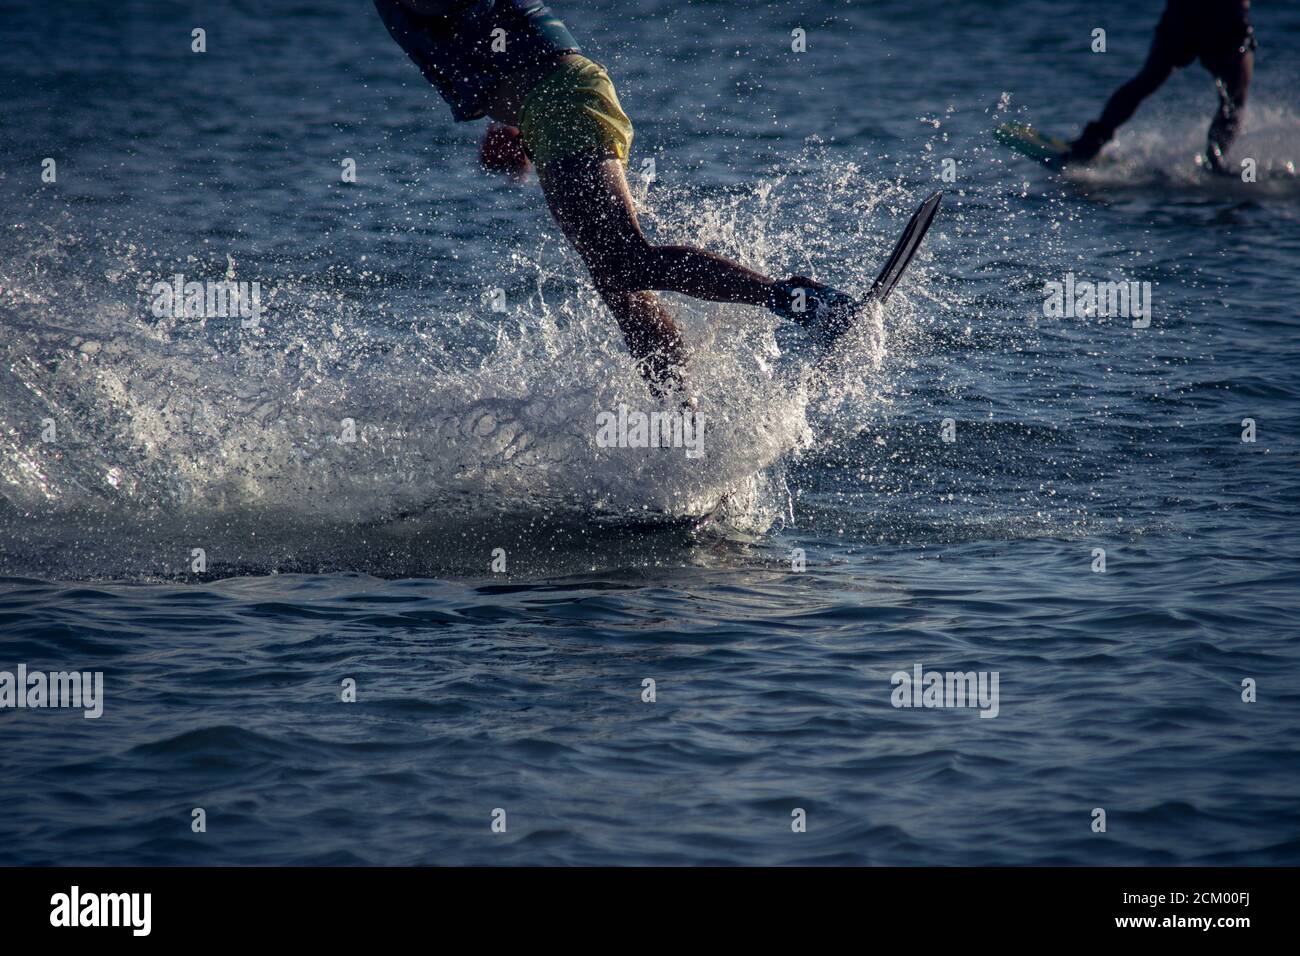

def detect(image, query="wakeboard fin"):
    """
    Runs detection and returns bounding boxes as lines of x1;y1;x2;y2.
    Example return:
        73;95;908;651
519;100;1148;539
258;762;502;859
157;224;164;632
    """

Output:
803;190;940;353
864;190;943;306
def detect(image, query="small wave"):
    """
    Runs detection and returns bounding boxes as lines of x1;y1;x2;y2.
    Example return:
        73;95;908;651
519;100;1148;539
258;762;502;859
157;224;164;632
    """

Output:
0;148;963;580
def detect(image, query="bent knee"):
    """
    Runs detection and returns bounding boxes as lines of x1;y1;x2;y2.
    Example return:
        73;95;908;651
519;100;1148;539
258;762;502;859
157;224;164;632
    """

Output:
587;239;661;293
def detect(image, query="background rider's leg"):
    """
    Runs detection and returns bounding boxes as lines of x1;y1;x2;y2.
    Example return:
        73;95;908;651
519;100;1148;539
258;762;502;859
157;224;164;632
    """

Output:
1205;48;1253;169
1074;20;1182;159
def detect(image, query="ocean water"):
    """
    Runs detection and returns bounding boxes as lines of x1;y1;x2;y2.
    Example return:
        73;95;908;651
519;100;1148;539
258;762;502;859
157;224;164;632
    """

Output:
2;0;1299;865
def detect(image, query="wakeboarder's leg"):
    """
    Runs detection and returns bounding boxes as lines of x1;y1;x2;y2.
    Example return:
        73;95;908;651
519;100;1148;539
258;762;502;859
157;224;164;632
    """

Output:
1203;41;1253;173
537;154;854;394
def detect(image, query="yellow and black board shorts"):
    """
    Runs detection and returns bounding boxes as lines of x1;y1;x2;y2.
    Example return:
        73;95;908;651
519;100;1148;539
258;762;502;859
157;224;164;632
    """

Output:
518;55;633;174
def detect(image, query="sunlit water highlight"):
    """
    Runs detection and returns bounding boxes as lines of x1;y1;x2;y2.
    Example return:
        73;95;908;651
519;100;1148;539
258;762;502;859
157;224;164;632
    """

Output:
2;0;1299;865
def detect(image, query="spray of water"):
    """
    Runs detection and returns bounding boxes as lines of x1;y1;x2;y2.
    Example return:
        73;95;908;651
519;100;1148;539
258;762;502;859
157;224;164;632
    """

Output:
0;147;960;579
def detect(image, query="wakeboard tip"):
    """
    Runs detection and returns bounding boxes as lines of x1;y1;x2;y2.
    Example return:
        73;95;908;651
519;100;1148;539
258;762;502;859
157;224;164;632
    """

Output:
994;120;1094;170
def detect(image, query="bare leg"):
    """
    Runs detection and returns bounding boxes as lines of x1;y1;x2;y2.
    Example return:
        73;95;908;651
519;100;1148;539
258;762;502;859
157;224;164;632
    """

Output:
537;153;778;394
1072;52;1175;161
601;288;689;396
1205;47;1253;171
538;155;776;303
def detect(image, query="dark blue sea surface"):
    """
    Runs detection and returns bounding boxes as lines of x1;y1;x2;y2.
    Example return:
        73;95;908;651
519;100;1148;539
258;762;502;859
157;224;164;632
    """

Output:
1;0;1299;865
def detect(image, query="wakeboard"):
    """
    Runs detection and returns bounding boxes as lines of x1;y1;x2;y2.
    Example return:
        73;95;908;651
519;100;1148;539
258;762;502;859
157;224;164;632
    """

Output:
807;189;942;351
994;120;1118;170
864;190;942;306
995;120;1071;168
